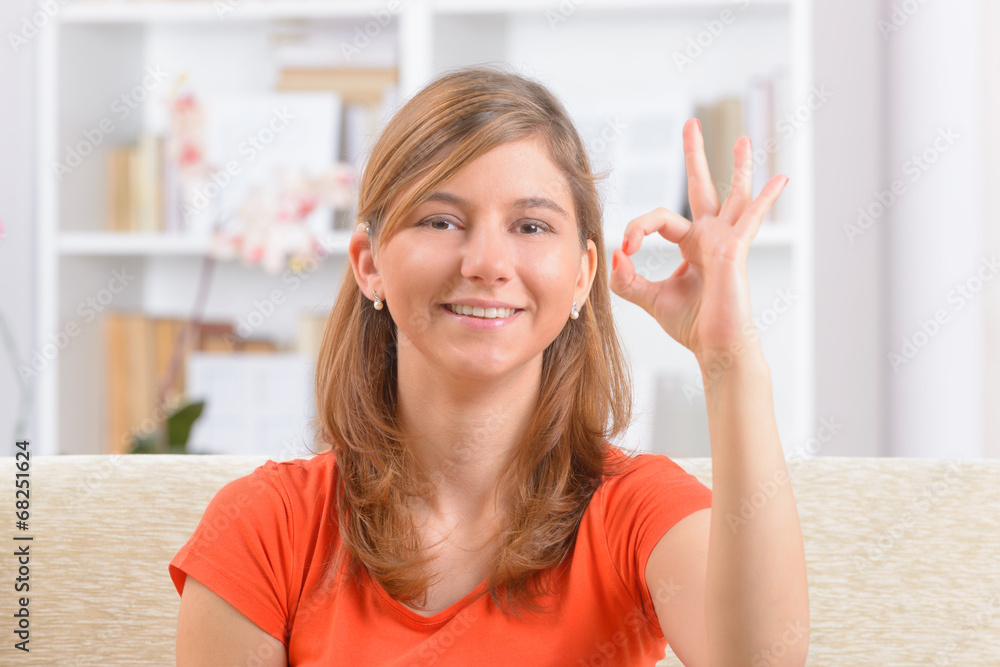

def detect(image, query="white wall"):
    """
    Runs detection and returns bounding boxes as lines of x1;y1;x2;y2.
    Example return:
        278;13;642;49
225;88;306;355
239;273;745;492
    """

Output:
813;0;996;459
0;0;38;456
811;0;887;456
983;0;1000;459
884;0;985;458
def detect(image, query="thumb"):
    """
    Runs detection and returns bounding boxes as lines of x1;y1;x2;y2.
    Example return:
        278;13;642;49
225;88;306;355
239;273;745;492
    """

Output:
609;247;657;314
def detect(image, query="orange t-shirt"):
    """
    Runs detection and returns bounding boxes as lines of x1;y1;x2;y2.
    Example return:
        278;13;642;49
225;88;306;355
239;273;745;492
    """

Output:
169;447;712;666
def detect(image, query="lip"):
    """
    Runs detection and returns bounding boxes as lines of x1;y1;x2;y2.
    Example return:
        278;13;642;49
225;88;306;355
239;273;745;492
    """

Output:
440;303;523;330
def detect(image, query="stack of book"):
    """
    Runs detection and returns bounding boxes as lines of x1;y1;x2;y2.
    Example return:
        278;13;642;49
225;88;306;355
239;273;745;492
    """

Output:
694;68;791;224
276;66;397;177
106;132;167;232
103;313;277;454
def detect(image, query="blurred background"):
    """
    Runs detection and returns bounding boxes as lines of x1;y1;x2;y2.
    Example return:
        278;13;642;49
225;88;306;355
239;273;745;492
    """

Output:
0;0;995;459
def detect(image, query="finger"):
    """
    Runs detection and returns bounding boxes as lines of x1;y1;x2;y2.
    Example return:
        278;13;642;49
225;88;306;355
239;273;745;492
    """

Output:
609;247;658;315
683;118;721;221
621;206;693;256
719;136;754;223
734;174;789;239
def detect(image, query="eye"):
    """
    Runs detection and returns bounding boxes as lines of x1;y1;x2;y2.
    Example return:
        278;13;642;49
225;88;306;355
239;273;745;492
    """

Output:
517;221;550;235
418;217;458;231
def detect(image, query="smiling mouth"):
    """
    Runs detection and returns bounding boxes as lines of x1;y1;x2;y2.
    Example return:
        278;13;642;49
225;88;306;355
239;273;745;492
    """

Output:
442;304;521;319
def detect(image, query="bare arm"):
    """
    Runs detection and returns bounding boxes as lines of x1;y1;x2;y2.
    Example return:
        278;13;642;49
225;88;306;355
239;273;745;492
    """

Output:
613;119;809;664
176;575;287;667
648;346;809;665
702;345;808;663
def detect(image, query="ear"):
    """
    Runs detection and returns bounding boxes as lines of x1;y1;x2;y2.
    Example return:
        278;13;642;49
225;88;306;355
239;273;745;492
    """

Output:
575;238;598;308
349;223;381;302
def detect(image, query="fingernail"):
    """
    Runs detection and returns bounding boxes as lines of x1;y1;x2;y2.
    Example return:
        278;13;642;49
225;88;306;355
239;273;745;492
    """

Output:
612;252;619;272
622;237;629;254
695;119;701;134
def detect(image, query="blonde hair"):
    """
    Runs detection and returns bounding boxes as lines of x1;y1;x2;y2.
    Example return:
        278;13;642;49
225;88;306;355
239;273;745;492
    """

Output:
312;64;636;618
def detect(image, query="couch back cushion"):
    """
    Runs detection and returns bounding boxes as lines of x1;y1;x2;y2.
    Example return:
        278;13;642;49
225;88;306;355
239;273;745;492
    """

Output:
4;454;998;665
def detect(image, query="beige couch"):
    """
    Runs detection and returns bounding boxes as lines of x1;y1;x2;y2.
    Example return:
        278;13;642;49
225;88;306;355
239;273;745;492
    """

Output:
3;454;999;666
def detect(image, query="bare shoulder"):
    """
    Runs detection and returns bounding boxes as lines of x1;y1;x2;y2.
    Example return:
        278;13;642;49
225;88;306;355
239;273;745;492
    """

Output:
176;575;287;667
644;507;711;667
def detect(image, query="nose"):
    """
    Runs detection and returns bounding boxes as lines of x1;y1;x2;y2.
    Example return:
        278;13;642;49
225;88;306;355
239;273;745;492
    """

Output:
460;219;515;286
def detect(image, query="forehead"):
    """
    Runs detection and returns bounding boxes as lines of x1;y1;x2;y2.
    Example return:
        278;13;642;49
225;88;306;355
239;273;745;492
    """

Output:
455;137;569;199
402;137;572;211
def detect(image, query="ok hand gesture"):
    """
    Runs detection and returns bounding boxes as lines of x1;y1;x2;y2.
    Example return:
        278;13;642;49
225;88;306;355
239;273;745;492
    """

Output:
609;118;789;363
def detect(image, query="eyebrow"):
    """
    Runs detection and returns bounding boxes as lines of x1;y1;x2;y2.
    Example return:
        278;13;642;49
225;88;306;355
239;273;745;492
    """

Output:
423;191;569;218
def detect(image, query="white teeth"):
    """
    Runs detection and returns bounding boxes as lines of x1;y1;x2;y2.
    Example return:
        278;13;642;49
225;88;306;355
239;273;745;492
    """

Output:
446;304;516;319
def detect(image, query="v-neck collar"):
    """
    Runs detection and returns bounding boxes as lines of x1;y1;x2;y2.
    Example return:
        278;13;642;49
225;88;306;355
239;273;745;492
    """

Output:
368;567;489;625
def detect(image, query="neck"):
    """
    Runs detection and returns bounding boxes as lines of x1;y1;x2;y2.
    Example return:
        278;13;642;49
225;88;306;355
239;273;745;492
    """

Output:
396;345;542;526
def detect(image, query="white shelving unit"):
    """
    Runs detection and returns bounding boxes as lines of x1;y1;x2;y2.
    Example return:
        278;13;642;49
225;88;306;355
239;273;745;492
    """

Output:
36;0;813;457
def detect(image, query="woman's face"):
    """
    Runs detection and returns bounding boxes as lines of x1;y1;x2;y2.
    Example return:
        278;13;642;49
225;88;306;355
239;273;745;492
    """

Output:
351;136;598;381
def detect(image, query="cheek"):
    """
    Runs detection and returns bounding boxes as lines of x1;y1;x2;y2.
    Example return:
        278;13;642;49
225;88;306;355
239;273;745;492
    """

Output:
522;248;579;299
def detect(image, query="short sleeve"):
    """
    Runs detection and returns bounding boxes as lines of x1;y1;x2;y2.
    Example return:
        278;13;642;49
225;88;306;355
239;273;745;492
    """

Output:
168;461;294;645
601;453;712;636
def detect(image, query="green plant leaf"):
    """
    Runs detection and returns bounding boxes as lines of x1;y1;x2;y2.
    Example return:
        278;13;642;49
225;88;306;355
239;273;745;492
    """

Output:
168;400;205;446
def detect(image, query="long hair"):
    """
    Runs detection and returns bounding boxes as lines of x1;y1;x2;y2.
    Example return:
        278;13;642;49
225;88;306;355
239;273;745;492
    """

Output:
312;63;637;618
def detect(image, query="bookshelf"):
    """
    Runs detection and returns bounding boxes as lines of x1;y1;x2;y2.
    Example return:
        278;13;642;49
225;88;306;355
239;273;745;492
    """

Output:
36;0;814;460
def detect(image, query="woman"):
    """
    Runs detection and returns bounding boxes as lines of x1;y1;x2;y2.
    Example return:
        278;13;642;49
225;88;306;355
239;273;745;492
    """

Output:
171;65;808;666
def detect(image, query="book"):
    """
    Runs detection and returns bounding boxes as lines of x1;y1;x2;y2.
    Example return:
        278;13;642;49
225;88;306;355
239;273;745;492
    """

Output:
296;311;328;364
695;97;742;207
103;312;279;453
276;67;397;106
692;70;789;225
277;67;395;177
107;146;130;231
106;135;165;232
744;76;774;222
104;314;131;455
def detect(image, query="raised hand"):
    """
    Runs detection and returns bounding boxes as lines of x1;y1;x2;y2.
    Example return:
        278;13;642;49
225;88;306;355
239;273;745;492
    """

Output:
608;118;789;363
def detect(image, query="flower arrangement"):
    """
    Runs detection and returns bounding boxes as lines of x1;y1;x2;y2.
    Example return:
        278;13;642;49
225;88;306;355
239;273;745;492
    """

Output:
208;164;356;276
167;79;357;276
